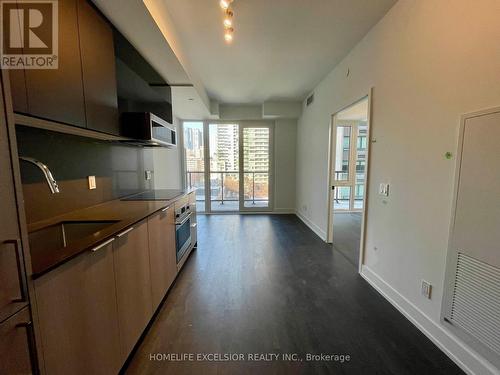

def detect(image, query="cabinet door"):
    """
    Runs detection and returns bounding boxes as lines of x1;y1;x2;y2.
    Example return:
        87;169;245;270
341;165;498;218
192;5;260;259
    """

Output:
148;207;177;310
77;0;119;135
189;192;197;247
34;243;122;375
113;221;153;360
0;73;27;322
0;307;38;375
25;0;86;127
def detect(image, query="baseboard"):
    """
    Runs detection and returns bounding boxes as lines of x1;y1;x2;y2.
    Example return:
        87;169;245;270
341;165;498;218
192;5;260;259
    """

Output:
295;211;327;241
273;208;296;214
361;265;499;375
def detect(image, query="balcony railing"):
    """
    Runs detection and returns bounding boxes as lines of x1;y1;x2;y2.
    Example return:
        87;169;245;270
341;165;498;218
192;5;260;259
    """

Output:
186;171;269;205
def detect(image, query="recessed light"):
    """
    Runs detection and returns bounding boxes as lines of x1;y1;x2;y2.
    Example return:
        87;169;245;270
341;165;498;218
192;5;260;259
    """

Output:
219;0;232;10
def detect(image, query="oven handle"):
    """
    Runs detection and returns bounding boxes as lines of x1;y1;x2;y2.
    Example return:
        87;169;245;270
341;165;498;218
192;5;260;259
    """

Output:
175;212;192;226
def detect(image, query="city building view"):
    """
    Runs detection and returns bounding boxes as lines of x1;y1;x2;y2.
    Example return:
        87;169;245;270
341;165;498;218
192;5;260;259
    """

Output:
184;122;271;212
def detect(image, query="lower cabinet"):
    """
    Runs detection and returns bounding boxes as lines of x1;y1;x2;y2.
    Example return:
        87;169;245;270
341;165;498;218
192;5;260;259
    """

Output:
0;307;38;375
112;221;153;360
148;206;177;310
33;242;121;375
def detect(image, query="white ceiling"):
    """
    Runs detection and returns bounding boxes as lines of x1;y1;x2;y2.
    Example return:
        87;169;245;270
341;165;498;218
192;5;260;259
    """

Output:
162;0;396;104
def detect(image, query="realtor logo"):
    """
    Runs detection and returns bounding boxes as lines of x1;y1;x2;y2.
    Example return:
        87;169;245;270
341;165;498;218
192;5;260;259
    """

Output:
1;0;58;69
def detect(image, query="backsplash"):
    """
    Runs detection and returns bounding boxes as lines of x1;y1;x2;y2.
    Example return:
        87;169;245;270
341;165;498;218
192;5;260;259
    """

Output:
16;126;155;224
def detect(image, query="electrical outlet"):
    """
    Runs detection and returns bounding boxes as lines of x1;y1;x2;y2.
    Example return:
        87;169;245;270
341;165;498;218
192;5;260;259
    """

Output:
145;170;152;181
421;280;432;299
88;176;96;190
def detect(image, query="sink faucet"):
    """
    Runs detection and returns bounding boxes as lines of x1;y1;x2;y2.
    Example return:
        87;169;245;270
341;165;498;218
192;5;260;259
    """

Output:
19;157;60;194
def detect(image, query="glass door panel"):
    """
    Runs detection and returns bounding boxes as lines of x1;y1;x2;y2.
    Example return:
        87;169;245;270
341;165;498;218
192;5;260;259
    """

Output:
242;127;271;209
334;126;351;182
183;122;206;212
208;124;239;212
354;124;367;209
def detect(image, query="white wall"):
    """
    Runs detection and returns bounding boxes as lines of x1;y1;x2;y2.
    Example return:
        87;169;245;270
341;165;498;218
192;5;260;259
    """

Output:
150;116;183;189
295;0;500;374
274;119;297;212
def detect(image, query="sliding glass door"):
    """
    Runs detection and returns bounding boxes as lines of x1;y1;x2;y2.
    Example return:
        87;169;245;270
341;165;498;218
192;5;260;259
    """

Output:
208;123;240;212
241;124;272;211
184;121;273;213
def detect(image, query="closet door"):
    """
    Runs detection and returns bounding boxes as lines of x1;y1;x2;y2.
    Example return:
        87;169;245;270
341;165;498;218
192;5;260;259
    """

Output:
443;108;500;368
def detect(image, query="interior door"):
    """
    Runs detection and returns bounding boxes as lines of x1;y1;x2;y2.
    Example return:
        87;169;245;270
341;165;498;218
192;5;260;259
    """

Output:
239;123;273;211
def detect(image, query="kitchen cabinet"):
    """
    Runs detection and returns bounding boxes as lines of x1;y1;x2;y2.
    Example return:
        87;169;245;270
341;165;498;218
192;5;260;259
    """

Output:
112;221;153;360
0;73;28;324
24;0;87;127
9;0;120;134
77;0;119;135
33;242;122;375
0;307;38;374
189;192;198;248
148;206;177;310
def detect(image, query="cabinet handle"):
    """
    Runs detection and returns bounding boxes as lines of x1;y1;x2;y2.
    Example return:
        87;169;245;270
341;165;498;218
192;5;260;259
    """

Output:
116;226;134;238
191;223;197;228
3;239;27;303
16;321;39;374
91;237;115;252
161;206;169;212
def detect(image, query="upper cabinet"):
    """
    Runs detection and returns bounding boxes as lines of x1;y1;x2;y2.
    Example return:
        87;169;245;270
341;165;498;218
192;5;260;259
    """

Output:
24;0;87;128
9;0;120;135
77;0;119;135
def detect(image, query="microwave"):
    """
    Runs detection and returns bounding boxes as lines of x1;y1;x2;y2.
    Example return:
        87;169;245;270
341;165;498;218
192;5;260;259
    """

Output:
121;112;177;147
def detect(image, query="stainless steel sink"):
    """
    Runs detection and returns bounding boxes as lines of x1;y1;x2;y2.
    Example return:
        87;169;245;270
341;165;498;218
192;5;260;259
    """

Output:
29;221;119;254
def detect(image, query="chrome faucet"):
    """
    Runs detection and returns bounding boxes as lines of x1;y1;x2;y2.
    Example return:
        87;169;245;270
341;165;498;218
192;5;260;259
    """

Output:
19;157;60;194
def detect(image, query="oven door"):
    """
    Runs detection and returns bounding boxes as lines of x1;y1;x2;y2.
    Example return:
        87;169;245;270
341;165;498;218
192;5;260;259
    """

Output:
175;214;192;263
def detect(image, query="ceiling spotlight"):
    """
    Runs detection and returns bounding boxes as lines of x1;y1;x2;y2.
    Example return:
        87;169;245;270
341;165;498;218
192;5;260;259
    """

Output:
224;28;234;43
223;10;233;28
219;0;232;10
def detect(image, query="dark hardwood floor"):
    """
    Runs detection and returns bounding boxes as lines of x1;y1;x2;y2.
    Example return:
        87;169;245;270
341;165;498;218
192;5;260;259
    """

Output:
332;212;362;267
125;214;463;375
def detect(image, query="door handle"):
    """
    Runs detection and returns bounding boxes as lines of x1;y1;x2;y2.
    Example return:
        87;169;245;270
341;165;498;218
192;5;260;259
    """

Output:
331;186;335;190
3;239;27;304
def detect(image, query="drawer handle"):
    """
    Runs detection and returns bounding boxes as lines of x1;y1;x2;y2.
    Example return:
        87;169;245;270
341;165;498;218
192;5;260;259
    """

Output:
161;206;169;212
116;226;134;238
91;237;115;252
3;239;27;303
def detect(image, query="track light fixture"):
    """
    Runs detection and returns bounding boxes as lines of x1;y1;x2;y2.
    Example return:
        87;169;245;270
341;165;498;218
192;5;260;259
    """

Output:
219;1;235;43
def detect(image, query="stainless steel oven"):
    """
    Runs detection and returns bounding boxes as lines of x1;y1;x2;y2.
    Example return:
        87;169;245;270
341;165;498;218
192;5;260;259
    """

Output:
175;203;192;263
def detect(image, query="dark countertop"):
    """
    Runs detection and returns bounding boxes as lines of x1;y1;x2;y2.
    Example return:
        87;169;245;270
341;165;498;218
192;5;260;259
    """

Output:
28;188;195;278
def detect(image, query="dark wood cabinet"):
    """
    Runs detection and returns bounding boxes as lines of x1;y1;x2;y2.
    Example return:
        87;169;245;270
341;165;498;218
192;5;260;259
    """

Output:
9;0;120;134
77;0;119;135
24;0;86;127
0;307;38;375
148;207;177;310
0;74;28;324
113;221;153;360
34;242;122;375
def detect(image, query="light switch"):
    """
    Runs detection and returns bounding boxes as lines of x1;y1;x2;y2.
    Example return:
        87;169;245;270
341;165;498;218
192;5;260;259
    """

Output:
145;170;152;181
88;176;96;190
379;183;389;197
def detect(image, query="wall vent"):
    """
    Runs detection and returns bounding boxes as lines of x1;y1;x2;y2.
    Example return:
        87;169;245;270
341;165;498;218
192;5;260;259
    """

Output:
449;253;500;356
306;93;314;106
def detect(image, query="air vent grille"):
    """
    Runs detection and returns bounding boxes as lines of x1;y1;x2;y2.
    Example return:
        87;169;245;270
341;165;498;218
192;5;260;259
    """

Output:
450;253;500;355
306;94;314;106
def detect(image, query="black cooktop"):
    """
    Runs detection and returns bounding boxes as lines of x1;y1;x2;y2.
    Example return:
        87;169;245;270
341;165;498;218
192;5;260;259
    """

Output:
121;189;185;201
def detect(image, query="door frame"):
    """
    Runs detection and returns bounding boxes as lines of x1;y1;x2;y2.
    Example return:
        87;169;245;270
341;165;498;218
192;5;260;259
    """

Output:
326;89;373;272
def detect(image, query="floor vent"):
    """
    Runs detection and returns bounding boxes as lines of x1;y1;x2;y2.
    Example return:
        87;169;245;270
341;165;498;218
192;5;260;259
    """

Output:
450;253;500;355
